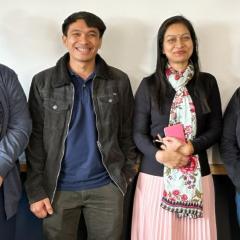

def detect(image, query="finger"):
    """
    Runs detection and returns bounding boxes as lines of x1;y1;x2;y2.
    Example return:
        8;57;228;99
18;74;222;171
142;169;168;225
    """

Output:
163;136;175;141
157;134;163;141
35;210;48;219
30;206;48;219
162;139;170;145
161;144;167;150
179;158;189;167
44;198;54;215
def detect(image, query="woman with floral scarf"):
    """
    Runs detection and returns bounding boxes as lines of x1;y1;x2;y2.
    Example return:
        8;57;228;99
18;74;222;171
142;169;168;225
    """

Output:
131;16;222;240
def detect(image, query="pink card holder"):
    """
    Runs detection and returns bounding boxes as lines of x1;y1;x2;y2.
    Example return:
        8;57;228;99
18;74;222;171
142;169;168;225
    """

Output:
164;123;185;142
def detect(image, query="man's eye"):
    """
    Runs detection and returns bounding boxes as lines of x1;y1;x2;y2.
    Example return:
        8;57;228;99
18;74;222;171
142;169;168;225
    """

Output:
88;33;97;37
72;33;80;37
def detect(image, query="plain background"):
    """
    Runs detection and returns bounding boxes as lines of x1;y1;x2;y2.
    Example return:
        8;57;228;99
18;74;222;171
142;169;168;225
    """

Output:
1;0;240;163
1;2;239;239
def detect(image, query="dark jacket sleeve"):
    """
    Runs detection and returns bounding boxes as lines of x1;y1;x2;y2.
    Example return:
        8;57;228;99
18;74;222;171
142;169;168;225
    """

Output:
220;88;240;191
0;67;32;178
191;75;222;154
119;74;141;183
25;76;47;203
133;78;159;160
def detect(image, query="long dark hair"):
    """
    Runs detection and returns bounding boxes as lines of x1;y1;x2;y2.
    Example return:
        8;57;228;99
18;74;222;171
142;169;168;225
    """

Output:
150;15;200;110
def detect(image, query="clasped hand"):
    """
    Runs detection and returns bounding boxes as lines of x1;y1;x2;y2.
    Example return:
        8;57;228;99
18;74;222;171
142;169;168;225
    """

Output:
155;136;194;169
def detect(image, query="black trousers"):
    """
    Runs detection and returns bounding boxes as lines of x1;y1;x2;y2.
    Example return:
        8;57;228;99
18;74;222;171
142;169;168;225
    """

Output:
0;187;16;240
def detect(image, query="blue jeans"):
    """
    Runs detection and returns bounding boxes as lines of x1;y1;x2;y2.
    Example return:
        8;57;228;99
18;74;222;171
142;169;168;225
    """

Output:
236;191;240;225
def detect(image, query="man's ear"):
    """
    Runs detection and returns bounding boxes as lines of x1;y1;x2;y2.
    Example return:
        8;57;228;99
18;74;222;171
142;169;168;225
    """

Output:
62;35;67;47
98;38;103;50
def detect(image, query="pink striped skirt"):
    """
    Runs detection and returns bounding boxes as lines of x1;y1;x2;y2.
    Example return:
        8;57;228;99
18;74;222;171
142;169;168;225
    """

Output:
131;173;217;240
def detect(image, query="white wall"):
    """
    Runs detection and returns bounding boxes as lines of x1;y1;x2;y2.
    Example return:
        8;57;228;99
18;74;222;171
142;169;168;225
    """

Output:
1;0;240;163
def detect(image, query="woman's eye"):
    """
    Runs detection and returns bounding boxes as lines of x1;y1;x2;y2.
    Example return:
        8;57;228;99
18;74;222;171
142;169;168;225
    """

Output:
182;36;191;41
168;38;176;43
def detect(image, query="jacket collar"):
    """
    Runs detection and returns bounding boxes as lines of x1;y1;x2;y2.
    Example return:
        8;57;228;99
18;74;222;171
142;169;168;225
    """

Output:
52;53;110;88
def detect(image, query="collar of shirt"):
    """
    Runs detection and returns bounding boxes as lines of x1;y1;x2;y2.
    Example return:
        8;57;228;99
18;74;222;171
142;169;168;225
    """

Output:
68;69;96;82
68;68;96;91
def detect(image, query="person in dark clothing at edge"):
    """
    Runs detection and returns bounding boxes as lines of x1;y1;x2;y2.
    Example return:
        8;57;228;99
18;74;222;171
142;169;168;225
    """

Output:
0;64;31;240
25;11;139;240
220;88;240;226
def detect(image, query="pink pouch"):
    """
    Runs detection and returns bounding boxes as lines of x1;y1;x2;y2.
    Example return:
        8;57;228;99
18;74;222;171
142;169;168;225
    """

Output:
164;123;185;142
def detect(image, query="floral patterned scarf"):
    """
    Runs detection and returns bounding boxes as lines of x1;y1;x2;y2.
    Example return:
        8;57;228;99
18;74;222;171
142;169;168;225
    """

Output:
160;63;203;218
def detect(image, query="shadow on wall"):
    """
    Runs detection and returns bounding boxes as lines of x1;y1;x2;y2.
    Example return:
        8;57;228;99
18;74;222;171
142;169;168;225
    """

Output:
0;9;66;94
1;9;64;61
197;22;240;165
100;18;156;93
197;22;240;111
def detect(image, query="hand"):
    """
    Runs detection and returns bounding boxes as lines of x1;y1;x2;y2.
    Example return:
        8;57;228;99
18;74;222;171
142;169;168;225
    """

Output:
155;149;189;169
178;140;194;156
162;136;184;151
30;198;53;219
0;176;3;187
162;137;194;156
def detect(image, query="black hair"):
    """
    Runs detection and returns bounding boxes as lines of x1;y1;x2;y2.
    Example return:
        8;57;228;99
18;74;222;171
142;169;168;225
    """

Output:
150;15;200;111
62;11;106;37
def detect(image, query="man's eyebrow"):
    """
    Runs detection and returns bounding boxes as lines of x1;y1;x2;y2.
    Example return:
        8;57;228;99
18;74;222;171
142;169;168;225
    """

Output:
69;29;98;34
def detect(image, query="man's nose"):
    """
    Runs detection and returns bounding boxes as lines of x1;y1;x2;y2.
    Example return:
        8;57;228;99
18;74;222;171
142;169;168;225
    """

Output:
79;34;88;43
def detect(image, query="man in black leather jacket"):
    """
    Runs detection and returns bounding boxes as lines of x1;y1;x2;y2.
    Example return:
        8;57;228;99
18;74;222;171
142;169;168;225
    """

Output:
25;11;139;240
221;87;240;226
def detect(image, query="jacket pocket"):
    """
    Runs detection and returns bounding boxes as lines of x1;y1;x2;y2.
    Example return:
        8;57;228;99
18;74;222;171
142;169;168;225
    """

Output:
98;94;119;104
97;94;119;132
43;99;69;129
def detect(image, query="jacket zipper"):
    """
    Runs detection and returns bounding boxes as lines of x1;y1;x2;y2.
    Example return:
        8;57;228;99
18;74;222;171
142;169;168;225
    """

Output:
92;77;124;195
51;83;75;203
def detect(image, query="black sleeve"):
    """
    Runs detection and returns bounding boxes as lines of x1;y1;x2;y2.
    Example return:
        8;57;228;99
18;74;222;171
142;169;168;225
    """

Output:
0;67;31;177
220;88;240;191
118;74;141;183
25;76;48;203
133;78;159;160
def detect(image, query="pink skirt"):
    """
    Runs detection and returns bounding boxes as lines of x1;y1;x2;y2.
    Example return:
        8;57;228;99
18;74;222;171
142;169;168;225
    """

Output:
131;173;217;240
